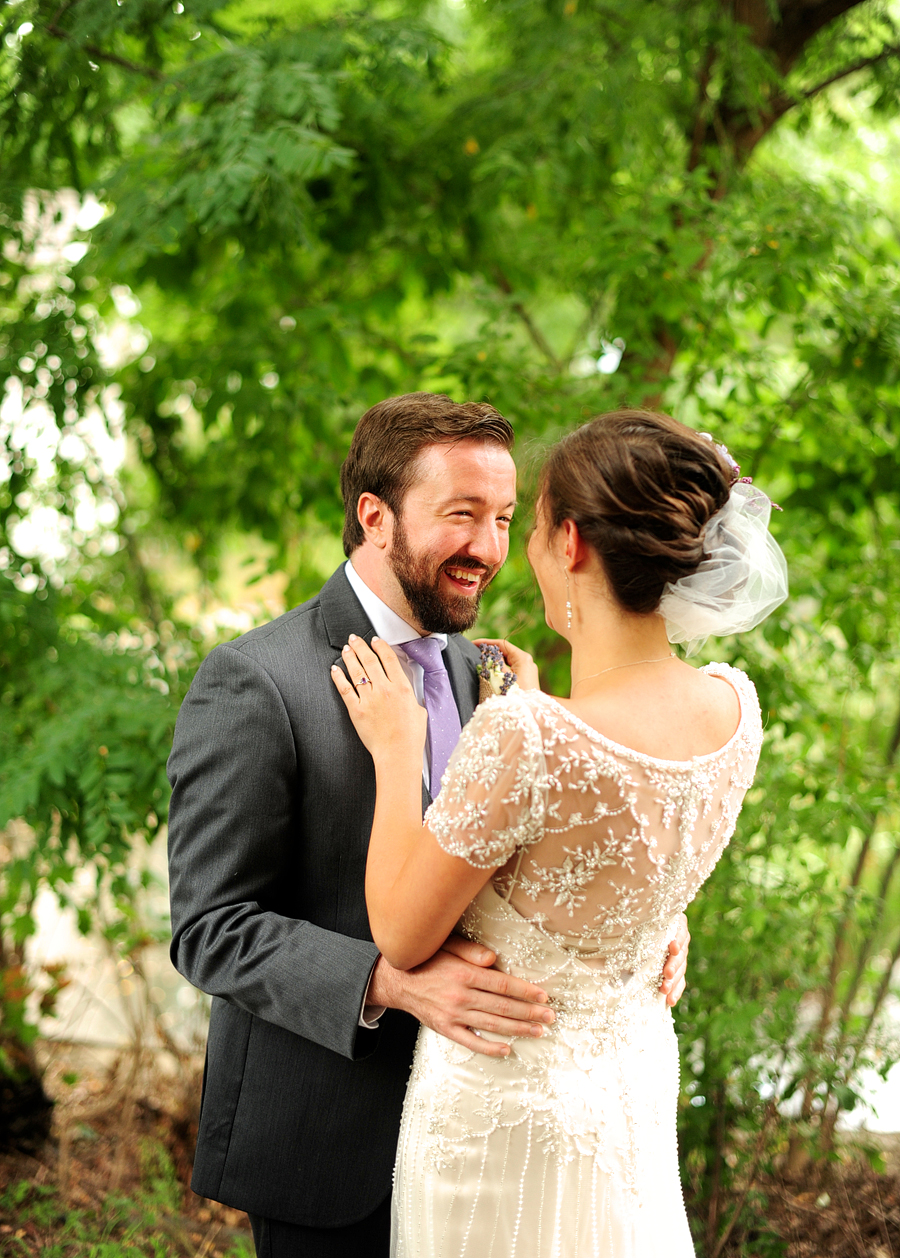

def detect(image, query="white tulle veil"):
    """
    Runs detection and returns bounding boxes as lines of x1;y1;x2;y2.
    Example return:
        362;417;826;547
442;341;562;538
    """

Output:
658;480;789;656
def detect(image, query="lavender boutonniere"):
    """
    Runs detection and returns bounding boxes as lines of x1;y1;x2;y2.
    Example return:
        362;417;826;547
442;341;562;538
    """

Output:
477;644;519;703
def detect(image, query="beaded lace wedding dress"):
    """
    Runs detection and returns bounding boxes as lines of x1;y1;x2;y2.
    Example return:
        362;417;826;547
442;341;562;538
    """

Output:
391;663;763;1257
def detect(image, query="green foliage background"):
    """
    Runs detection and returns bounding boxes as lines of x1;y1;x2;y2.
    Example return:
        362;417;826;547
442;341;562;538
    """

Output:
3;0;900;1248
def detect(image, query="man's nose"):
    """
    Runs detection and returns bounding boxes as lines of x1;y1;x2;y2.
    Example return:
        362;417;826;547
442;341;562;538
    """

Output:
467;520;505;568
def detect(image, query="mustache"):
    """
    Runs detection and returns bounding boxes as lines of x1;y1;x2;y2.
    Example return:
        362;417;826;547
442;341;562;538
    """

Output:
440;556;493;576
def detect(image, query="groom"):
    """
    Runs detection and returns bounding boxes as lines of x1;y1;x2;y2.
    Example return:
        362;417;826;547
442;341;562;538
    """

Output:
167;392;689;1257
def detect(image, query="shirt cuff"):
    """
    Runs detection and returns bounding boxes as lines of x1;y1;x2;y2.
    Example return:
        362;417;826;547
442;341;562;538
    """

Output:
359;965;386;1029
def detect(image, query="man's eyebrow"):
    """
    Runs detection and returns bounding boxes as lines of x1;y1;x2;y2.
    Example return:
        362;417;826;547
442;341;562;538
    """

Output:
439;495;517;509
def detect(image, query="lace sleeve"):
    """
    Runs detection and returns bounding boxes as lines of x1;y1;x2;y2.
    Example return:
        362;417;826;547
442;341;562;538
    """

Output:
425;693;547;869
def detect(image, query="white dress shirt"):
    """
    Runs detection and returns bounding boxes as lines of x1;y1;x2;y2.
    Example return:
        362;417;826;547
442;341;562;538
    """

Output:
343;560;450;1027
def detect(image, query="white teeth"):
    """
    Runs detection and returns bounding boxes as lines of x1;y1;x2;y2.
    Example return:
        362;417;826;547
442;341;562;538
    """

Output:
446;568;479;584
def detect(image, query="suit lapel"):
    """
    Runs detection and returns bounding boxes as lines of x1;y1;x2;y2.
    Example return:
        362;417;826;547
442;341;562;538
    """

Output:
319;567;479;812
318;566;377;653
444;635;479;727
320;568;480;724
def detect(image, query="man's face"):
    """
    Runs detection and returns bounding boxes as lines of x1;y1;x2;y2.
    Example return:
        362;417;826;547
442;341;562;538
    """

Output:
388;439;517;633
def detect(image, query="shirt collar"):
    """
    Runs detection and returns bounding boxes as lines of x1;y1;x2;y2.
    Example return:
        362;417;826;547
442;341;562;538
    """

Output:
344;560;448;650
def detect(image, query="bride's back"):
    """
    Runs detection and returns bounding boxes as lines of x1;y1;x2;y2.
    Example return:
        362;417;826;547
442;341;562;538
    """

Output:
475;668;763;967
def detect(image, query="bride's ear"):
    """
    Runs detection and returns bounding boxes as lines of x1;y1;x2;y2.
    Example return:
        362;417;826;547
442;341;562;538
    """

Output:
560;519;591;572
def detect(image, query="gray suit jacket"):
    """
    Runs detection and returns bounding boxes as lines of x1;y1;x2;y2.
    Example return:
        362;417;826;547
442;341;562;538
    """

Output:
167;566;480;1226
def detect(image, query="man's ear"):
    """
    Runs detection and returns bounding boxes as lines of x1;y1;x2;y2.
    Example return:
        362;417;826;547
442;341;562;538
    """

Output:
357;493;393;550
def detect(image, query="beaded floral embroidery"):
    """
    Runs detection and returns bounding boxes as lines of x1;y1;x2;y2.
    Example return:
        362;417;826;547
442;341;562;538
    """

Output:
426;663;762;972
411;665;763;1187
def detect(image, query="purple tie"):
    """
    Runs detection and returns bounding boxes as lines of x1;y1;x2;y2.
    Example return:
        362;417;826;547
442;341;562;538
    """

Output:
400;638;462;798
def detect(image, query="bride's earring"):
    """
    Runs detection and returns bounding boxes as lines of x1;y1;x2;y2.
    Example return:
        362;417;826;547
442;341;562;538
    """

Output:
566;573;573;630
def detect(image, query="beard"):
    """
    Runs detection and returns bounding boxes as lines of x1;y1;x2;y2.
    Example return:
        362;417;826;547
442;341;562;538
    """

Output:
389;516;496;634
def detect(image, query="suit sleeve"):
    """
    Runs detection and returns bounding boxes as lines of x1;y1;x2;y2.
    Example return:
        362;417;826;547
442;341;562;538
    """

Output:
167;643;380;1061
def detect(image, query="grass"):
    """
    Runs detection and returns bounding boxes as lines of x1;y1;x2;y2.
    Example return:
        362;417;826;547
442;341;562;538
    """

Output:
0;1145;254;1257
0;1042;253;1258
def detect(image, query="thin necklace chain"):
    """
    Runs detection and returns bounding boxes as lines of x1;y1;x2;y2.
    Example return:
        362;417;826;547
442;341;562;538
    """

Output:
571;652;676;694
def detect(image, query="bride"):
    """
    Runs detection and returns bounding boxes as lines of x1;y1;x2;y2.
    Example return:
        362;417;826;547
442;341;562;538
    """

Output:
331;410;787;1256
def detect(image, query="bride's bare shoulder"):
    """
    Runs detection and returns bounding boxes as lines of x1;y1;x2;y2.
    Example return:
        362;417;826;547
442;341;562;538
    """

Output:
548;662;745;762
690;664;744;741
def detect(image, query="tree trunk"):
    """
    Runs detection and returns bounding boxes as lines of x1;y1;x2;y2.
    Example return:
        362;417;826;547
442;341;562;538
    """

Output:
0;940;53;1153
0;1036;54;1153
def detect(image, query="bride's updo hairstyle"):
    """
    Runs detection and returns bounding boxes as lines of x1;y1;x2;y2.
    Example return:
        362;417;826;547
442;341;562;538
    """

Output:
541;410;733;616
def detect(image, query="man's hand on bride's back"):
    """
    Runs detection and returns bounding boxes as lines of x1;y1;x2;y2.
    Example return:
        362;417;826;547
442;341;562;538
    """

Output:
367;937;555;1059
660;913;690;1007
472;638;541;691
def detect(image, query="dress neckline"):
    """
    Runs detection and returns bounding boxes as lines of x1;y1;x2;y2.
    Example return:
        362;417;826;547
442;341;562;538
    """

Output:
532;663;746;770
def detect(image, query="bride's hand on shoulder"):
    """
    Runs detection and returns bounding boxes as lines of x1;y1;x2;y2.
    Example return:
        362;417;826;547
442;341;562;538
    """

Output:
473;638;541;690
331;636;427;766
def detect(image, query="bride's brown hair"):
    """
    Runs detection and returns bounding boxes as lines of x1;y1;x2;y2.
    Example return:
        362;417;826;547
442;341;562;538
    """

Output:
541;410;733;615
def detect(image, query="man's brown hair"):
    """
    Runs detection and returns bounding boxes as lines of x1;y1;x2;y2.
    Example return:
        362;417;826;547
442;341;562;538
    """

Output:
340;392;515;555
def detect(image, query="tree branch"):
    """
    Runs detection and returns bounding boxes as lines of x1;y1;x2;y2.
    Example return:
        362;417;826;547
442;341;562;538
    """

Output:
834;844;900;1035
802;45;900;103
359;322;420;369
786;686;900;1154
48;0;78;30
709;1100;778;1258
562;280;619;366
45;22;166;80
759;44;900;137
706;38;900;174
888;694;900;766
687;46;717;174
768;0;874;74
493;268;563;373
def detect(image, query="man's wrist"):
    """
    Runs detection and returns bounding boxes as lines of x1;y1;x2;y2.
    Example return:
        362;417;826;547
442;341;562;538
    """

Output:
366;954;406;1012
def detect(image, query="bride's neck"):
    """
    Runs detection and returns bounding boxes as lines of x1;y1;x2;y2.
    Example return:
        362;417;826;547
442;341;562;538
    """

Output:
567;597;672;696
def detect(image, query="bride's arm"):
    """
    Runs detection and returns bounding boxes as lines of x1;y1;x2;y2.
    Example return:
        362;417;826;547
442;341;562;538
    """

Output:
336;638;695;1004
331;636;500;970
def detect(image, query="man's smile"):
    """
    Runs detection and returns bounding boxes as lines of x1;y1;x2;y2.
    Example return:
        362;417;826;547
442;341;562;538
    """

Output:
442;565;489;595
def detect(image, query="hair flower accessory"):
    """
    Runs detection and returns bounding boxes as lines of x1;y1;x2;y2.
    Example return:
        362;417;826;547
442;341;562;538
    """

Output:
699;432;781;506
658;440;789;655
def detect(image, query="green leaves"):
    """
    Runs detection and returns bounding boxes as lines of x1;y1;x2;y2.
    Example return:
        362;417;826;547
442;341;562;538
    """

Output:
0;588;176;946
100;41;357;260
2;0;900;1214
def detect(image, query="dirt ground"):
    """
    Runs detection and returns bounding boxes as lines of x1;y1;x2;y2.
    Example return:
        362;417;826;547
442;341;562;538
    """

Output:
0;1041;250;1256
2;1040;900;1257
745;1156;900;1257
